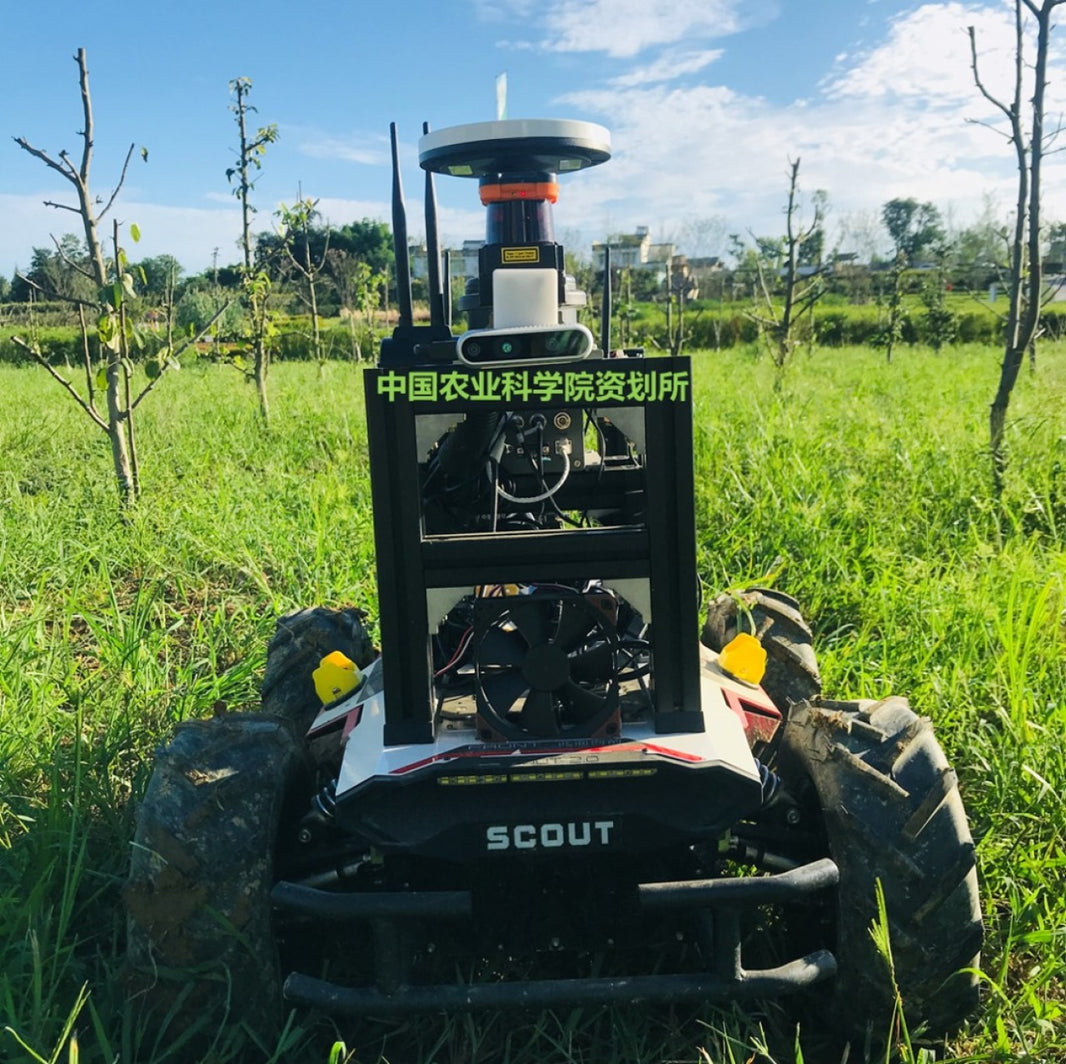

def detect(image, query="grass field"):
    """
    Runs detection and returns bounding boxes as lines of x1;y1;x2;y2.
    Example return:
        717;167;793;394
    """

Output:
1;342;1063;1063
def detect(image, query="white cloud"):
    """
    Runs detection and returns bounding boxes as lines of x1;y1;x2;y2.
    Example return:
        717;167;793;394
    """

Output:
0;194;72;275
0;192;245;276
824;2;1015;103
547;2;1066;257
298;135;390;167
306;196;390;223
8;3;1064;279
610;49;724;88
490;0;759;58
112;201;246;273
0;185;484;280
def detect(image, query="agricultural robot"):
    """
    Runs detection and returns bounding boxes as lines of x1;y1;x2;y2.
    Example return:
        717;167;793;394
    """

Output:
126;118;982;1057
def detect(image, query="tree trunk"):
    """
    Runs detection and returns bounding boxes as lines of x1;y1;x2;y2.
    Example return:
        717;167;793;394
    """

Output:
777;160;801;370
230;77;275;424
15;48;141;509
970;1;1062;492
105;354;135;504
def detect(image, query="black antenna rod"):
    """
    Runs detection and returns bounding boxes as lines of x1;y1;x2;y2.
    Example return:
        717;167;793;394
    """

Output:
422;122;446;329
390;122;414;328
442;249;453;328
600;244;612;354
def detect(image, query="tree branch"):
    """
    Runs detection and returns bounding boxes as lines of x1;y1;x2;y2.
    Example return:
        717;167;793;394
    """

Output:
97;142;136;221
130;301;233;410
969;26;1015;122
79;305;96;407
12;336;108;431
1020;0;1065;15
12;137;79;183
964;116;1016;142
51;233;96;283
41;199;83;215
14;272;99;310
76;48;93;183
1039;273;1066;306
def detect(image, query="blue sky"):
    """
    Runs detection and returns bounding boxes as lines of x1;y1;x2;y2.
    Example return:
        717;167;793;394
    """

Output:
1;0;1059;279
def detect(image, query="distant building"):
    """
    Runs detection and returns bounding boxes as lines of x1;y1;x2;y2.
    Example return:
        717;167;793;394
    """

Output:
687;256;723;271
408;240;484;283
686;256;724;295
459;240;484;280
592;227;674;270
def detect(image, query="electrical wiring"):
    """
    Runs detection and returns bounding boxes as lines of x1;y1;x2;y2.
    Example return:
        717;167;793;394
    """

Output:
495;449;572;504
433;625;474;678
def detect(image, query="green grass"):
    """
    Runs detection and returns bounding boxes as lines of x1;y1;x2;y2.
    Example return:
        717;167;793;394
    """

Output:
1;344;1064;1063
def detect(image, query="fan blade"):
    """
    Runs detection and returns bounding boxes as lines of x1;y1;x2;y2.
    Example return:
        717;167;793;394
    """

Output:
482;670;530;715
559;680;607;722
520;689;560;736
510;599;551;648
479;626;527;668
554;598;595;651
569;642;615;683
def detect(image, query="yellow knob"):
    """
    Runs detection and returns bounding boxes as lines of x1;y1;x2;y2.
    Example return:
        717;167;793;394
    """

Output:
312;651;362;705
718;632;767;686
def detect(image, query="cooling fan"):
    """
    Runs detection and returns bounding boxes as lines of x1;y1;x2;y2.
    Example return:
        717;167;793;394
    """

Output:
473;591;621;741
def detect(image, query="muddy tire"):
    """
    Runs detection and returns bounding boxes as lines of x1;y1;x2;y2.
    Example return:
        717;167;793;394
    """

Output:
125;715;302;1047
702;587;821;712
777;697;982;1053
261;606;376;734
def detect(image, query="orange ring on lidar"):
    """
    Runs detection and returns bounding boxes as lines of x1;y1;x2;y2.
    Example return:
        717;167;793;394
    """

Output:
479;181;559;204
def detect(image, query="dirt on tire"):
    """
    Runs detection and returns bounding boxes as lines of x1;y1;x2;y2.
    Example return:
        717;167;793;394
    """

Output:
777;696;982;1054
125;715;302;1048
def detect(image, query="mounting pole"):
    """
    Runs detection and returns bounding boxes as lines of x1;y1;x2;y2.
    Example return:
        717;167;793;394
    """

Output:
601;244;612;354
442;249;453;328
390;122;414;328
423;122;446;329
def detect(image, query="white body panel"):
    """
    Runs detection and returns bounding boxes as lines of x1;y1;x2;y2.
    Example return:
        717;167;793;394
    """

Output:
325;647;767;800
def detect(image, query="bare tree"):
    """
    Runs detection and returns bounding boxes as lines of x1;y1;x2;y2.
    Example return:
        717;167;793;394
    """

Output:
13;50;132;290
970;0;1065;490
879;198;944;363
748;159;828;375
11;49;220;508
12;225;227;507
276;196;331;371
660;257;701;357
227;77;278;422
13;49;141;503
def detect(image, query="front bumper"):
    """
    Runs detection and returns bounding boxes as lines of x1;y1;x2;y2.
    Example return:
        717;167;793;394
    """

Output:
272;856;839;1014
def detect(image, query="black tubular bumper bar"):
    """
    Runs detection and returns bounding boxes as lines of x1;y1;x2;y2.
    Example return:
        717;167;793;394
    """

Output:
272;857;840;1015
271;882;473;920
282;953;837;1014
638;855;840;909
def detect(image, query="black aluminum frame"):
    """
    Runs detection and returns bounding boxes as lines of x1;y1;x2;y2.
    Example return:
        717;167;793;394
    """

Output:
364;357;703;745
